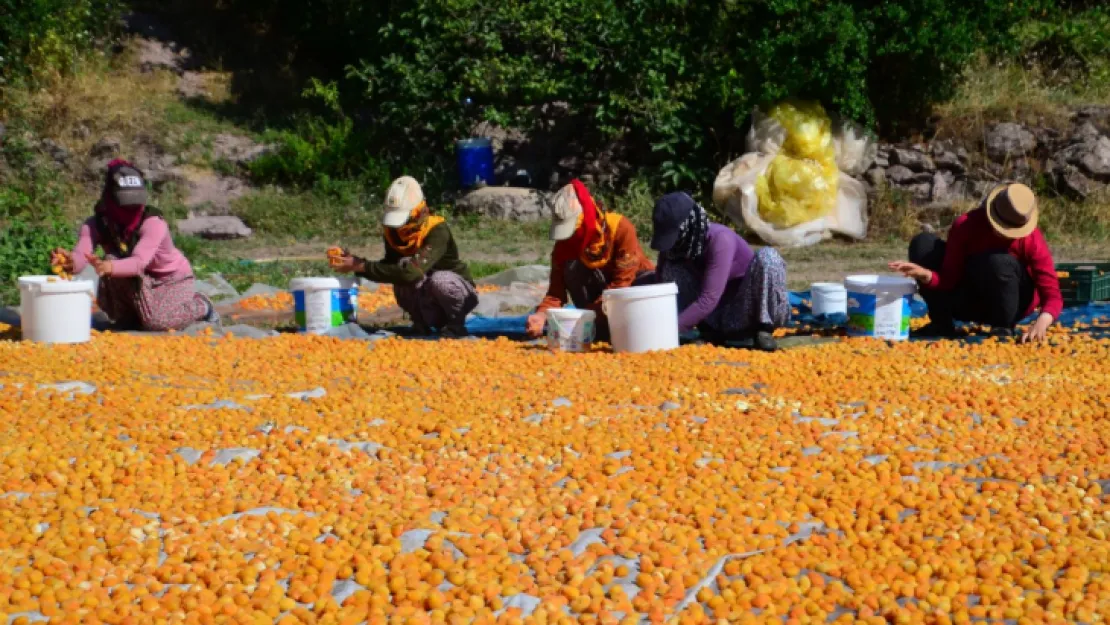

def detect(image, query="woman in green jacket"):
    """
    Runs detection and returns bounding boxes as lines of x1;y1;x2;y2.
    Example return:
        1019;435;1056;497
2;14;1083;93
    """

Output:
330;177;477;336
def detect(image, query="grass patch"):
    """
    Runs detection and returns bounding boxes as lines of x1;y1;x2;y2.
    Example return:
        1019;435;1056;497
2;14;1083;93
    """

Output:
1038;194;1110;243
934;55;1110;140
1;38;260;223
3;49;178;158
183;247;537;294
596;177;656;236
230;182;377;241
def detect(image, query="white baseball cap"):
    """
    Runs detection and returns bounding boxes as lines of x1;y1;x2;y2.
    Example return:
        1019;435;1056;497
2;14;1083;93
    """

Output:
382;176;425;228
549;184;582;241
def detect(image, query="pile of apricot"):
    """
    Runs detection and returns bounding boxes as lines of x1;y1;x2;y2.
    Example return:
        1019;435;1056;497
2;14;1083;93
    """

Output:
1;322;1107;624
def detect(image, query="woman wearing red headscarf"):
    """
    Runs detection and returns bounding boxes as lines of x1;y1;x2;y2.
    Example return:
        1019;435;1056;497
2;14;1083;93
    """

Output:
52;160;218;331
526;179;654;342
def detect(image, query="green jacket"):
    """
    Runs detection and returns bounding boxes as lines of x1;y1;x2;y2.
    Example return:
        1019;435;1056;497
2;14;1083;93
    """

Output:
356;223;473;286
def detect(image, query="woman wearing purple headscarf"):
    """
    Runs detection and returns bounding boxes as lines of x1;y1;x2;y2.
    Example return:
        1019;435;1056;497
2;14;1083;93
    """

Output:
649;192;789;351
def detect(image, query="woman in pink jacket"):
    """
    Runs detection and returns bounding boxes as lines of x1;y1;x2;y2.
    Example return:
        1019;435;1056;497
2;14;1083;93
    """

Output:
52;160;219;331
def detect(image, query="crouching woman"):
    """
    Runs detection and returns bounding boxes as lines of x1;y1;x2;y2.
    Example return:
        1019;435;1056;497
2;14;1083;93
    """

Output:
649;192;789;350
330;176;478;336
526;179;654;342
53;160;217;331
889;183;1062;342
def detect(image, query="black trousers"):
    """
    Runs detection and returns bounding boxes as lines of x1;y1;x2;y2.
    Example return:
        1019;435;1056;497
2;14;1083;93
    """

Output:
909;233;1034;329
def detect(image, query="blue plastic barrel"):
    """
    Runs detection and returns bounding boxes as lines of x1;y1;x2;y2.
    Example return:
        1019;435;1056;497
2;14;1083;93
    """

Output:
456;138;494;189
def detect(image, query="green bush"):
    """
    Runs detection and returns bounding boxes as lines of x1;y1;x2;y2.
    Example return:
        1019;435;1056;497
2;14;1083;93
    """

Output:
0;124;69;221
0;0;124;84
249;81;393;189
220;0;1053;190
1013;5;1110;87
231;181;381;239
0;218;77;304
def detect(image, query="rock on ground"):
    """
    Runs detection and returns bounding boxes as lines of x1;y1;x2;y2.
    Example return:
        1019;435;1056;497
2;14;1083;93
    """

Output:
89;137;121;160
177;168;248;213
41;139;71;165
210;134;271;168
985;123;1037;162
132;37;192;76
455;187;551;221
1048;134;1110;198
889;148;934;173
176;216;252;240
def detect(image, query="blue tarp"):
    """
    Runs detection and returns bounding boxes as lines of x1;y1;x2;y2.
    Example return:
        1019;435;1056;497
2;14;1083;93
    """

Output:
465;315;530;337
467;293;1110;341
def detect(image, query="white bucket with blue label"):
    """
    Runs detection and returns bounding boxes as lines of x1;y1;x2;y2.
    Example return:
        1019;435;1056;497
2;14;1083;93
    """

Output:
845;275;917;341
545;307;596;352
290;277;359;334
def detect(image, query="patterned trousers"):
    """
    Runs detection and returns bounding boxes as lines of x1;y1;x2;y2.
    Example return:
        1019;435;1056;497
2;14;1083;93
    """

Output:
98;271;212;332
659;247;790;333
393;271;479;329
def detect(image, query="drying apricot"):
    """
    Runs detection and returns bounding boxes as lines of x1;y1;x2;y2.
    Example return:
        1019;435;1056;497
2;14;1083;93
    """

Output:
0;320;1107;623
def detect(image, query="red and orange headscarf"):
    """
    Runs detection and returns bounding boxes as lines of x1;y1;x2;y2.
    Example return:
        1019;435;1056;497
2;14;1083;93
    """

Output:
553;180;622;269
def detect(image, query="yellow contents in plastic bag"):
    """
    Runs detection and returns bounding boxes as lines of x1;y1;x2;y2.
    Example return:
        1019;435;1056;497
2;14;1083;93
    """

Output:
756;154;839;228
772;100;833;161
756;100;840;228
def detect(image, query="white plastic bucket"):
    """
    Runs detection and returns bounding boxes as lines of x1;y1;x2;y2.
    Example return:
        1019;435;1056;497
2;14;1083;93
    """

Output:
845;275;917;341
290;277;359;334
545;308;596;352
811;282;847;317
601;283;680;353
18;276;96;344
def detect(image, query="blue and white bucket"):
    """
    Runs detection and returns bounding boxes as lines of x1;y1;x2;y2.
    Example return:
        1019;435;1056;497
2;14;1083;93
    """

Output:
290;277;358;334
845;275;917;341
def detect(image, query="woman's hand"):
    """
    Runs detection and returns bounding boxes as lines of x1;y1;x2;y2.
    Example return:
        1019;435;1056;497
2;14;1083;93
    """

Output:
85;253;113;277
1021;312;1054;343
525;312;546;339
888;261;932;284
51;248;74;273
330;254;362;274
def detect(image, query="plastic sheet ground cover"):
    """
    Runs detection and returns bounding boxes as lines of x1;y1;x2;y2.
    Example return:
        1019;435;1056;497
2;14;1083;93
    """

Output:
2;332;1110;624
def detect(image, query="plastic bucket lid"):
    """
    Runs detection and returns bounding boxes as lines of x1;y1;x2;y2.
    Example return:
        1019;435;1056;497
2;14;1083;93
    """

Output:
457;138;492;149
811;282;846;293
602;283;678;302
18;276;95;294
289;277;357;291
548;308;595;321
845;275;916;295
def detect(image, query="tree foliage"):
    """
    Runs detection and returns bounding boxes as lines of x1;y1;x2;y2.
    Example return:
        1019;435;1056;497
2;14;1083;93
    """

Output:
0;0;124;84
236;0;1054;186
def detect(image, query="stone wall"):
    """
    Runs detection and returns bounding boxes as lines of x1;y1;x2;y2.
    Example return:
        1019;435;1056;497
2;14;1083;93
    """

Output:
861;106;1110;207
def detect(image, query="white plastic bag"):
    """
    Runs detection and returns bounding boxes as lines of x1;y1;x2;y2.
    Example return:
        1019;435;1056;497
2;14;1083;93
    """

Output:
713;155;869;247
831;115;877;177
745;107;786;157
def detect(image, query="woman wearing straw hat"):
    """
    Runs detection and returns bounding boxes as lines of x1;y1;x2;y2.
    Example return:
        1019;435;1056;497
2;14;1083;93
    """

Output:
889;183;1062;342
329;176;478;336
526;179;654;342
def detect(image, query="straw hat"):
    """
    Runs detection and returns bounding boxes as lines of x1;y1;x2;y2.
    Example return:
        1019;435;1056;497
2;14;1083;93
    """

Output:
985;183;1038;239
549;184;582;241
382;176;425;228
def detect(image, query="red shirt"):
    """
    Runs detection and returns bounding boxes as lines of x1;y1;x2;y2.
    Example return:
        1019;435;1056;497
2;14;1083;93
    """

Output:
926;208;1063;319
